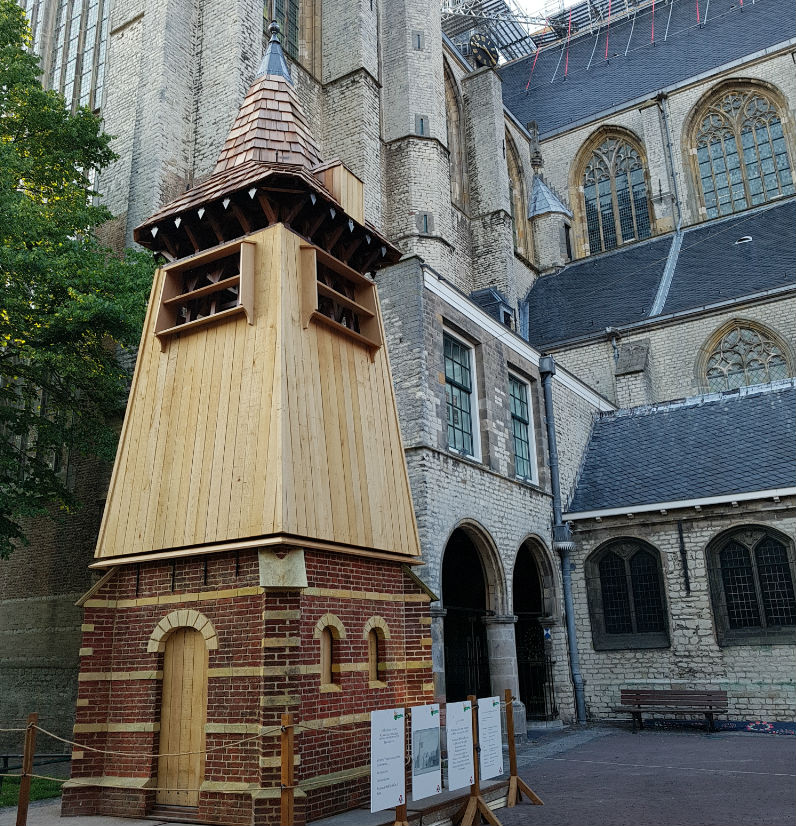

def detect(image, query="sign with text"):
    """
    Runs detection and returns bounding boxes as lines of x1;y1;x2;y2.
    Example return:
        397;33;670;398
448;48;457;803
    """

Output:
446;700;475;792
477;696;503;780
370;708;406;813
411;704;441;801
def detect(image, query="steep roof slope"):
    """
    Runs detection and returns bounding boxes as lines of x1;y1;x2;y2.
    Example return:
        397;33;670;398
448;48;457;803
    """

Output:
566;381;796;514
525;198;796;348
500;0;793;138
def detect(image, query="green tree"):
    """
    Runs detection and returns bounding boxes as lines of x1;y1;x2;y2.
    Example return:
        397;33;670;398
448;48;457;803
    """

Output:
0;0;153;557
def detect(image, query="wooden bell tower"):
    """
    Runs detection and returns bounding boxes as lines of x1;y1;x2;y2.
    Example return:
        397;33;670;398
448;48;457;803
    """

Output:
63;23;433;826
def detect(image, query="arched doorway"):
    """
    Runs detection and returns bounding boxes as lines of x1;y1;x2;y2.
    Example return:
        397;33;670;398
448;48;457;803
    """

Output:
513;543;557;720
442;528;492;701
157;627;208;807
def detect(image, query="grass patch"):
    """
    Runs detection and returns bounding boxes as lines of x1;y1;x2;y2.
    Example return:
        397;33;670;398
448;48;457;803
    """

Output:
0;776;63;809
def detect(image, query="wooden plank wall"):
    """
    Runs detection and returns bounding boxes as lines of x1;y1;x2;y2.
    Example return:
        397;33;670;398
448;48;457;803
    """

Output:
95;225;420;560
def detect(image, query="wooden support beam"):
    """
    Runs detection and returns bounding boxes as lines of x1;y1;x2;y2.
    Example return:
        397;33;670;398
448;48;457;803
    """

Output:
305;209;328;240
325;224;345;253
257;193;278;224
340;236;364;265
280;713;295;826
504;689;543;808
282;196;308;227
207;212;226;245
230;203;251;235
182;220;201;254
160;232;179;260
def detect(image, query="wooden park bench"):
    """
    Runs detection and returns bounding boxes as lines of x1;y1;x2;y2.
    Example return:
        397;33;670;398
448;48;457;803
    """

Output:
615;688;728;732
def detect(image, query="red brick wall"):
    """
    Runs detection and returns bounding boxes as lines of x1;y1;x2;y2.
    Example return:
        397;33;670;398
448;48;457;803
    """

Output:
63;548;433;824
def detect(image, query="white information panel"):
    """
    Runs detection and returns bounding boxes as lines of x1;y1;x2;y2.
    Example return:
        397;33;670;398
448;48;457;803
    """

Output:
446;700;475;792
477;696;504;780
411;704;442;801
370;708;406;813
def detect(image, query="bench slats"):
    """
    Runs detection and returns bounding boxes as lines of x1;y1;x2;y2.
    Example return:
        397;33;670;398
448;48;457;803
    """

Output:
616;689;727;732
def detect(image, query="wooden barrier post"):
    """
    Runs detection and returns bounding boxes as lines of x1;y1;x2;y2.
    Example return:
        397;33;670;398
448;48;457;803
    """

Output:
504;690;543;808
453;697;500;826
394;801;409;826
16;712;38;826
280;713;295;826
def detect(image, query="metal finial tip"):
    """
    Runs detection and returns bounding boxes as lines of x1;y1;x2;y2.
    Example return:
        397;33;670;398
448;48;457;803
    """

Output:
268;20;280;40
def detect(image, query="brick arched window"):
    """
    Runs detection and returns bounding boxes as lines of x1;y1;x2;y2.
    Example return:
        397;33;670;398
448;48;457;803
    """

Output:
586;539;669;650
690;86;794;219
699;320;793;392
707;527;796;646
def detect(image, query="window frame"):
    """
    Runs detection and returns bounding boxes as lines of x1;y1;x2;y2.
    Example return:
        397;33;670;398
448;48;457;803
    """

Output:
443;330;480;461
508;374;537;484
707;527;796;647
585;539;670;651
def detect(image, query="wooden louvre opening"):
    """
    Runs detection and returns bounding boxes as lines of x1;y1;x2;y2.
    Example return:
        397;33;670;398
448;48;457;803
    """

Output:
155;238;255;344
300;243;382;349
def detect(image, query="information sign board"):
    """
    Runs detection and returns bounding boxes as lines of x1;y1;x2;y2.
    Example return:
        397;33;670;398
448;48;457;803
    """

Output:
370;708;406;813
446;700;475;792
411;704;441;801
477;696;503;780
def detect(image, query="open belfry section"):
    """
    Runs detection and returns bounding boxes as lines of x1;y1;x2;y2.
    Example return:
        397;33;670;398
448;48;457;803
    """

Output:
61;24;434;826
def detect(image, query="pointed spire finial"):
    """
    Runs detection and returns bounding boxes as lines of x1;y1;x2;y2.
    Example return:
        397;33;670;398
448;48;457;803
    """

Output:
256;19;293;83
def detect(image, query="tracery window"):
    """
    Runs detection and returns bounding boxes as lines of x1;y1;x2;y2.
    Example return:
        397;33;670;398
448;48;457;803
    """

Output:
268;0;299;60
708;528;796;646
582;137;652;254
703;323;791;392
506;132;530;258
694;88;794;219
445;63;468;210
585;540;669;650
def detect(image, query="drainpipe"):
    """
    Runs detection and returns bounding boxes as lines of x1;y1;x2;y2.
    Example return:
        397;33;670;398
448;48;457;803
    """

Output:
539;354;587;726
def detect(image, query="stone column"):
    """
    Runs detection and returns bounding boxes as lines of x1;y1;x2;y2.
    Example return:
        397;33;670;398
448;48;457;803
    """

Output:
430;605;447;703
483;614;526;742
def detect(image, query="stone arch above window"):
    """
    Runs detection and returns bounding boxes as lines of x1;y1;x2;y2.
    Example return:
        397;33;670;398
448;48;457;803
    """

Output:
575;129;653;255
313;613;346;640
585;538;669;650
444;61;468;211
706;526;796;646
147;610;218;653
506;130;531;259
698;319;793;392
687;82;795;219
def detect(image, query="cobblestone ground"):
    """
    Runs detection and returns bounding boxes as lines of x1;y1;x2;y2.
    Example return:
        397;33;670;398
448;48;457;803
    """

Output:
504;727;796;826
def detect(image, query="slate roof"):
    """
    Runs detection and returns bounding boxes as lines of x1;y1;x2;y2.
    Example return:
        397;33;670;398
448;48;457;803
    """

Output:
500;0;794;138
528;176;572;219
566;381;796;514
524;198;796;348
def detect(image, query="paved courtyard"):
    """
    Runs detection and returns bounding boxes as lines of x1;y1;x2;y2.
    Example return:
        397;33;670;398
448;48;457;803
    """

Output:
2;727;793;826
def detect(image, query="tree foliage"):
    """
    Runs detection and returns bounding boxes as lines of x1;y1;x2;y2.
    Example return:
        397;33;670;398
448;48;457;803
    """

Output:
0;0;153;557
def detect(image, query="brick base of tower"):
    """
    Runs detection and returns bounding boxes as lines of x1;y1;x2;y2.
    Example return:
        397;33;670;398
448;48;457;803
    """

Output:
62;549;433;825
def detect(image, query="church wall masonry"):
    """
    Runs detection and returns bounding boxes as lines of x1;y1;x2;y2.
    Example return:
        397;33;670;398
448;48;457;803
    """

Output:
551;294;796;406
569;501;796;721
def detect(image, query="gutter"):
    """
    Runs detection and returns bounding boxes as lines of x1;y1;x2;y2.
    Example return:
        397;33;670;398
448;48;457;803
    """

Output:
539;355;587;725
564;486;796;521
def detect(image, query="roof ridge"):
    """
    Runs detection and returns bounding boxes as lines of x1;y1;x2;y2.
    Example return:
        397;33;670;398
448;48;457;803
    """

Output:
600;378;796;420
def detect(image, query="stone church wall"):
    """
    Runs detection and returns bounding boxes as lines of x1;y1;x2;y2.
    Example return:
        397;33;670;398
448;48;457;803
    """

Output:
552;294;796;407
569;500;796;722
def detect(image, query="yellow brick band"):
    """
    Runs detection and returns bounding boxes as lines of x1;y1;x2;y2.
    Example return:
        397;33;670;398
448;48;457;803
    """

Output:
262;609;301;620
78;648;93;657
84;585;262;609
259;755;301;768
208;667;263;678
302;587;429;603
78;670;163;682
261;637;301;648
260;694;300;707
205;723;261;735
73;722;159;733
81;624;95;632
299;764;370;791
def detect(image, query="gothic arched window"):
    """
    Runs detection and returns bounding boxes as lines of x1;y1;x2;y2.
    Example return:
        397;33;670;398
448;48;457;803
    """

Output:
702;322;792;392
693;88;794;219
445;63;468;211
586;539;669;650
708;527;796;646
506;132;531;258
582;136;652;254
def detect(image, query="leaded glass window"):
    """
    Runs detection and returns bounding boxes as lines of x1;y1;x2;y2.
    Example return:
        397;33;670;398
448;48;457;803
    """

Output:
710;529;796;645
695;89;794;219
268;0;299;60
587;540;669;649
444;334;475;456
704;324;791;392
582;137;652;254
509;376;534;480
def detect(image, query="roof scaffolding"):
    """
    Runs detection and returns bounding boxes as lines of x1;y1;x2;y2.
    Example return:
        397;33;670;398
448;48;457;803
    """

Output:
441;0;544;61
